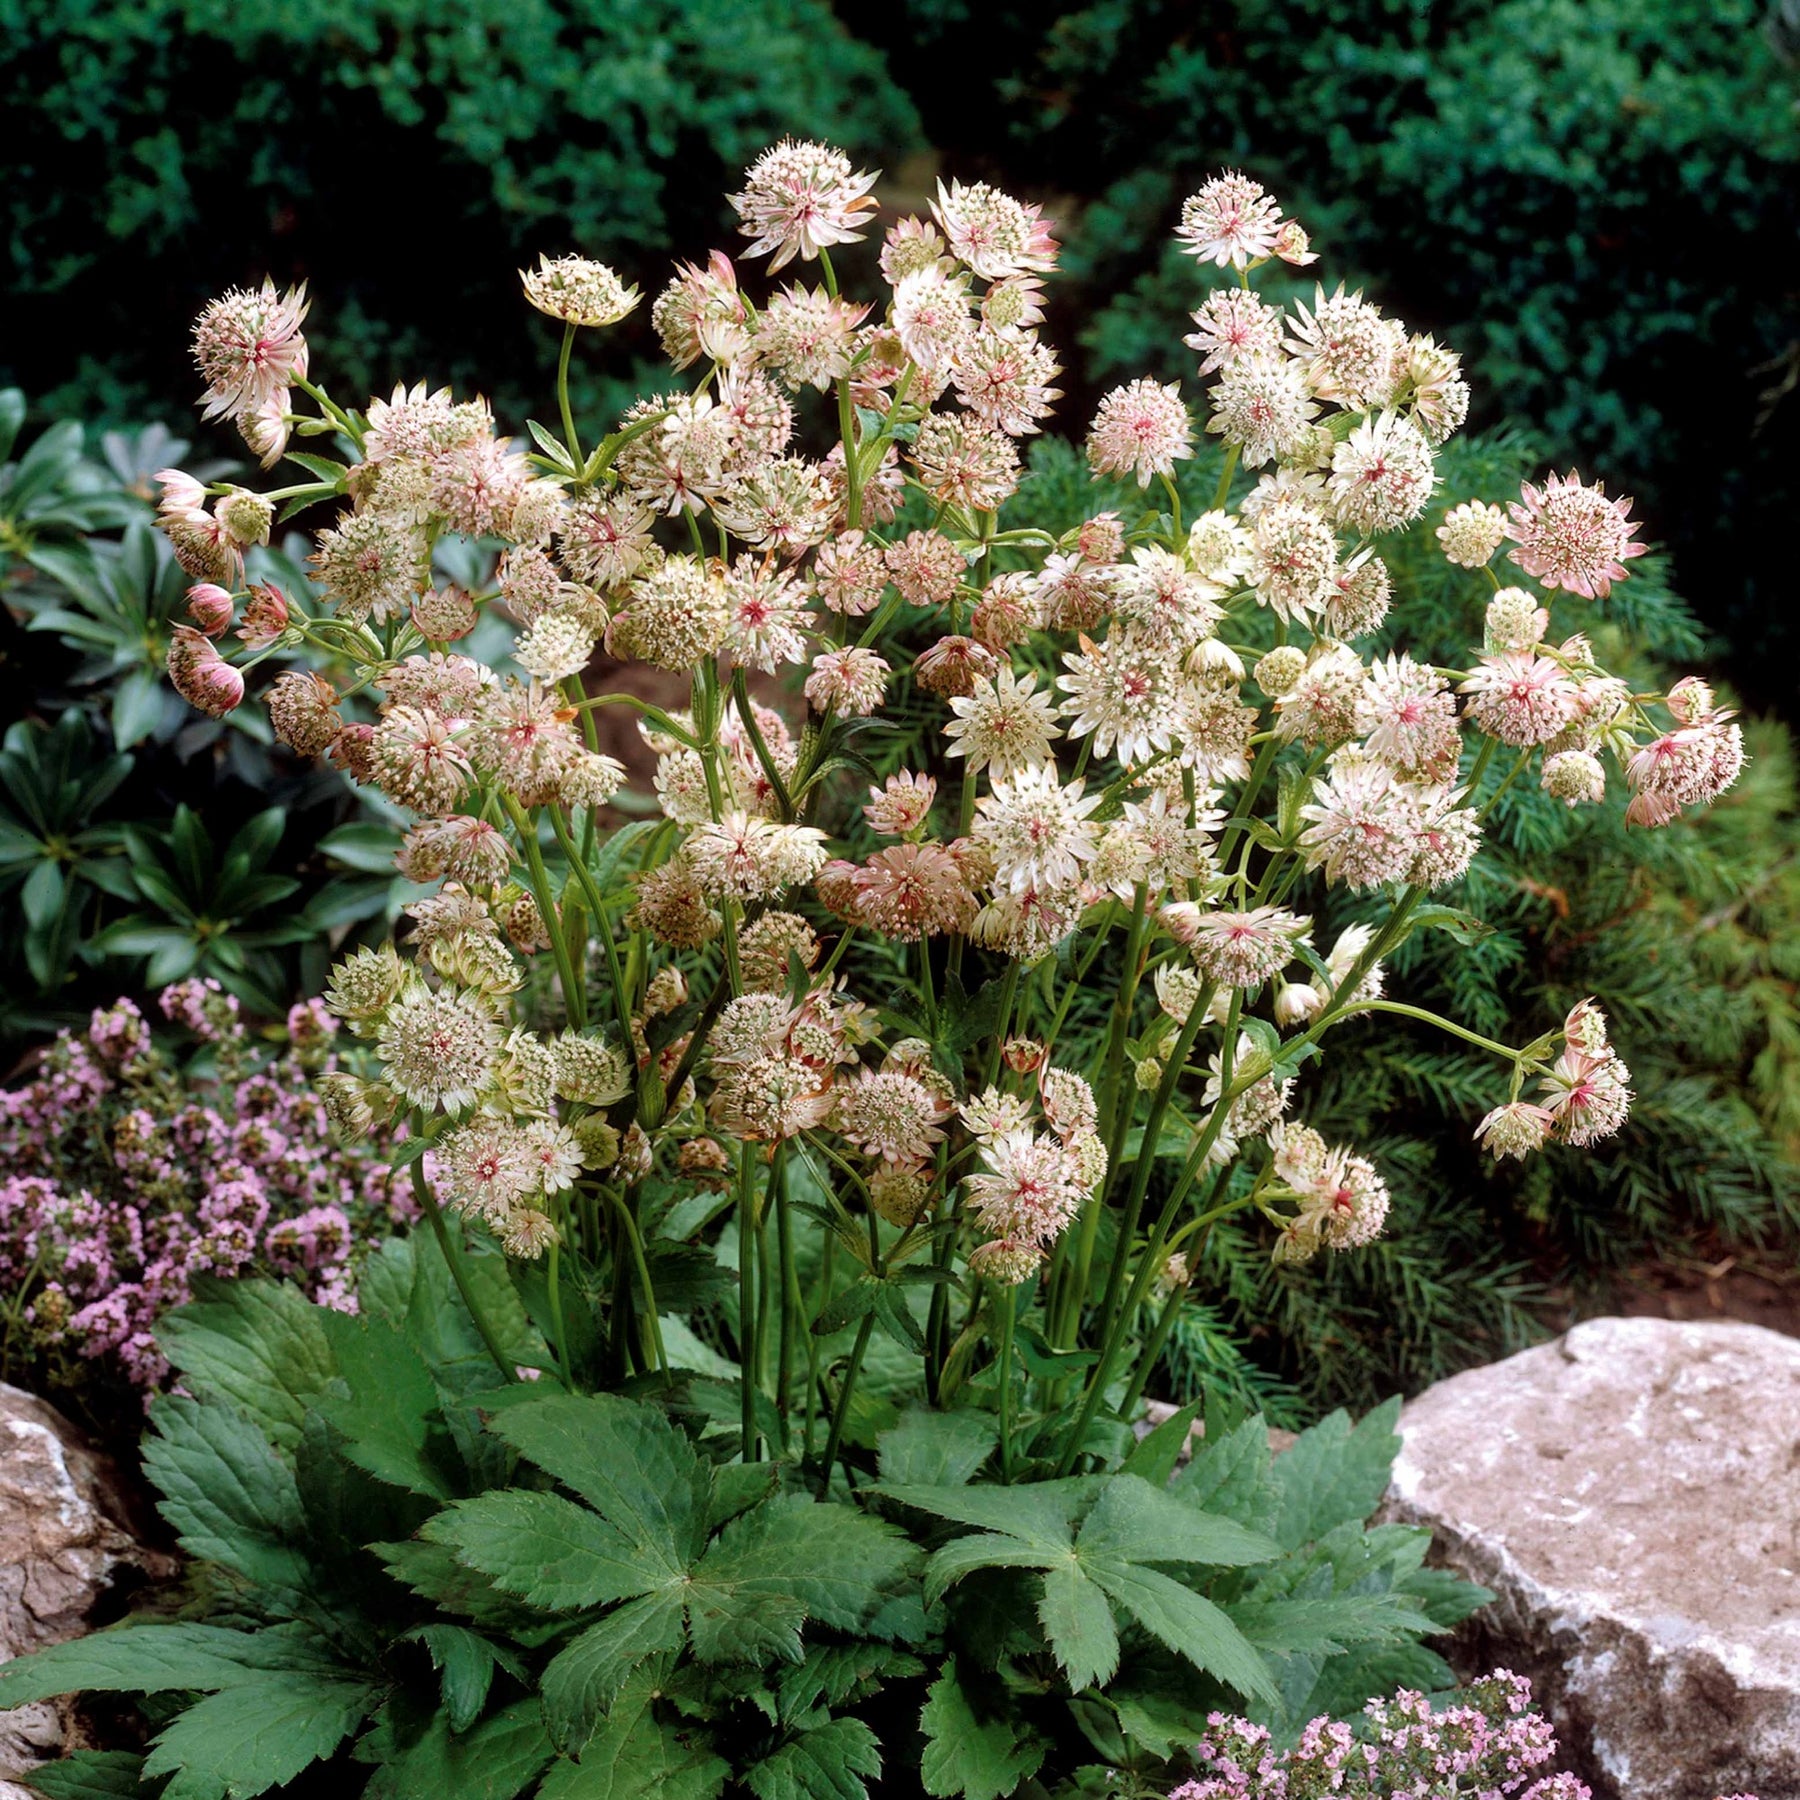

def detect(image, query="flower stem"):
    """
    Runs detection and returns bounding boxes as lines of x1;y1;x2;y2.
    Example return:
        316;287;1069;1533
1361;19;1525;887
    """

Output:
556;321;583;467
995;1284;1017;1482
409;1150;517;1384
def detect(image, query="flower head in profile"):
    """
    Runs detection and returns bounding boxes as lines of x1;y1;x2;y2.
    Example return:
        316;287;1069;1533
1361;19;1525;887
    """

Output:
520;255;640;328
731;139;879;271
1506;470;1647;598
1163;904;1311;988
191;280;309;426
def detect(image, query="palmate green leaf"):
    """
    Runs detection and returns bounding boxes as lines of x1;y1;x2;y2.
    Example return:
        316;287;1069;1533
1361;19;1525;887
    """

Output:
874;1479;1092;1552
155;1279;338;1455
1037;1560;1119;1692
363;1696;554;1800
918;1659;1046;1800
1270;1398;1402;1552
140;1397;314;1601
538;1670;727;1800
744;1716;882;1800
0;1623;344;1709
400;1624;527;1734
492;1394;707;1569
312;1308;454;1499
921;1533;1061;1608
686;1495;920;1650
540;1592;685;1749
373;1540;554;1640
140;1672;374;1800
1079;1558;1278;1707
17;1748;145;1800
1173;1416;1278;1529
877;1408;998;1487
770;1643;925;1724
423;1490;664;1612
1076;1473;1280;1569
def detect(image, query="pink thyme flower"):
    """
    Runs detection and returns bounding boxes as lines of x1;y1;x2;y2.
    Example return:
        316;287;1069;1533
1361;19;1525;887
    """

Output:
1506;470;1648;598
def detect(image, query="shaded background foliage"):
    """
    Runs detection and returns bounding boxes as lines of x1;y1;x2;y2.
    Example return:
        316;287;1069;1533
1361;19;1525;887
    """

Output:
6;0;1797;703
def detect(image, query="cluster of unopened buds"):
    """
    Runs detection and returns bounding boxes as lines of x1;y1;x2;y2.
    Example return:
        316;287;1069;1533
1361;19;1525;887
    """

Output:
152;144;1742;1312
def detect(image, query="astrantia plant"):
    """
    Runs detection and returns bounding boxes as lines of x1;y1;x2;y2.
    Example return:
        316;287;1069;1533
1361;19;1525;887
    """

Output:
15;149;1746;1796
0;979;412;1416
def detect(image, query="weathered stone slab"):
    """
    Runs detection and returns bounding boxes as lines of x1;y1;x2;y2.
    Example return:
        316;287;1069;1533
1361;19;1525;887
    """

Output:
1386;1316;1800;1800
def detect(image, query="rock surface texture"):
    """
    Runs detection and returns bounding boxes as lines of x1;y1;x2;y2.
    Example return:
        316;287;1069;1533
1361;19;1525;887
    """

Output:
0;1384;170;1786
1387;1316;1800;1800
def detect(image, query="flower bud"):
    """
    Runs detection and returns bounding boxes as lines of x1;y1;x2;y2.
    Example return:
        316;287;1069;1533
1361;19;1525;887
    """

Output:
1274;980;1323;1027
411;586;478;642
1255;645;1307;696
213;486;274;549
166;625;244;717
185;583;235;636
1484;588;1548;654
1665;675;1715;725
1002;1036;1046;1074
1542;749;1605;807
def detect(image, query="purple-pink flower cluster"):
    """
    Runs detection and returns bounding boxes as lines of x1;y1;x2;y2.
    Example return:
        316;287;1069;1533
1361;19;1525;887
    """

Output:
1168;1669;1714;1799
0;981;416;1396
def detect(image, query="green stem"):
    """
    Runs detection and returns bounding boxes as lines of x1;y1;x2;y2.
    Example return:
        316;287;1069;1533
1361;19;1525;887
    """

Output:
817;1312;876;1497
545;1220;572;1388
732;666;794;820
545;805;632;1045
503;797;587;1031
556;321;583;467
410;1152;517;1383
1348;999;1526;1062
737;1144;762;1459
995;1285;1017;1482
606;1188;669;1385
774;1145;798;1443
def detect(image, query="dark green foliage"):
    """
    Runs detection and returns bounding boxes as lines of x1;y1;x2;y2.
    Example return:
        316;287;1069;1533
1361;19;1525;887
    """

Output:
853;0;1800;706
1;1263;1478;1799
2;2;920;431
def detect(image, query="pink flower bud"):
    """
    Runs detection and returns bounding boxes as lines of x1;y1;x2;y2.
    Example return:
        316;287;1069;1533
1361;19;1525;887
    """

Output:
186;583;235;636
167;625;244;717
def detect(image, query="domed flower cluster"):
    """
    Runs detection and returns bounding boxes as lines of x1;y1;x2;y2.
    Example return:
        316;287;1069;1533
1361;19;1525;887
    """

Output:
150;146;1745;1441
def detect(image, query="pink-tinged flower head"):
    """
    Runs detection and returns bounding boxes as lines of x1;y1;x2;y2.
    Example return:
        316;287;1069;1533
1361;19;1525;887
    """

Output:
864;771;937;837
1506;470;1647;598
1163;903;1310;988
834;1067;952;1167
1459;651;1581;747
519;254;639;328
731;139;879;272
166;625;244;717
930;179;1059;280
1184;288;1284;374
191;279;309;425
964;1130;1083;1245
1176;172;1283;268
652;251;751;369
1086;379;1193;488
1474;1100;1555;1161
1539;1048;1633;1147
849;843;976;941
1327;410;1436;534
806;646;889;716
913;634;997;698
1624;713;1745;826
973;763;1102;896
